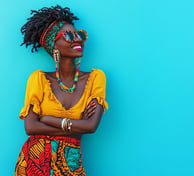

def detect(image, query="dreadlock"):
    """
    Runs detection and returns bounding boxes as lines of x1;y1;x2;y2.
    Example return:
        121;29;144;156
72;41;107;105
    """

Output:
21;5;79;52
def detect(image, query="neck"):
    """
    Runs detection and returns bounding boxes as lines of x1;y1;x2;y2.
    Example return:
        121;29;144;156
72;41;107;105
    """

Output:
58;58;76;80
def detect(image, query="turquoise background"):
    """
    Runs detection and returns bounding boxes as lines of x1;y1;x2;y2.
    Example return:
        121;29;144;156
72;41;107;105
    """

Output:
1;0;194;175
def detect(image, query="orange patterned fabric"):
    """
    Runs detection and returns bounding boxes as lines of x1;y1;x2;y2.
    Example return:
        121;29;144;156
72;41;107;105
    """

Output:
15;135;86;176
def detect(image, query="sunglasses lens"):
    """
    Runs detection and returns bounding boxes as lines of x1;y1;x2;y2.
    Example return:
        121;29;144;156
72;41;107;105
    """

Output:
77;31;87;41
64;32;74;42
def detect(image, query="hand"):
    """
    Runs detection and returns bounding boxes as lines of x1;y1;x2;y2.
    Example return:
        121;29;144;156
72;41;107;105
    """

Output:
82;101;96;120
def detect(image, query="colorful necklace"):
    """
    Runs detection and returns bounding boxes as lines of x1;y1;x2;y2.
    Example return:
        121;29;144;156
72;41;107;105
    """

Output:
55;58;80;93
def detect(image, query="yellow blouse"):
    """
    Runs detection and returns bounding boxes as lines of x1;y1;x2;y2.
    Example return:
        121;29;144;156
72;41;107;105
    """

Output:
19;69;108;120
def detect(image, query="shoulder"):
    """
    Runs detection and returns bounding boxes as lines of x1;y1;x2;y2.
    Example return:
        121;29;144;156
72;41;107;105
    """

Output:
91;69;106;79
90;69;107;85
92;68;105;74
29;70;43;78
92;68;106;76
27;70;44;84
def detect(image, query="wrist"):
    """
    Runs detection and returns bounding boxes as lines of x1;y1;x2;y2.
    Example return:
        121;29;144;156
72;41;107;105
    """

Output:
61;118;72;132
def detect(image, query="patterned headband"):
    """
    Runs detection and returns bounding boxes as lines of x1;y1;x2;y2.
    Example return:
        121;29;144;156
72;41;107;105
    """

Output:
39;21;66;56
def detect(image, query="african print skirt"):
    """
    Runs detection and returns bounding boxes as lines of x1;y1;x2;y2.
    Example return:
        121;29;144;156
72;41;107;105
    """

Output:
15;135;86;176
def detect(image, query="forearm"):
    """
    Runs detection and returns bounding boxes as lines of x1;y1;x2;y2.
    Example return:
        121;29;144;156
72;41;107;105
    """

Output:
25;107;71;136
71;118;97;134
25;119;70;136
40;99;103;134
40;110;103;134
39;115;93;134
71;104;103;134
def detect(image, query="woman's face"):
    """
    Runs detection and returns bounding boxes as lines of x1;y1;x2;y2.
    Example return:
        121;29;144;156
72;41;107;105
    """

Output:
54;24;84;58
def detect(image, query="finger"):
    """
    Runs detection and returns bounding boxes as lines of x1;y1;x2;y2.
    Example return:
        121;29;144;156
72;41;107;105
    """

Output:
88;102;96;109
83;101;96;119
82;111;89;119
87;110;95;118
89;101;95;107
85;103;96;114
87;104;96;113
85;102;94;110
85;106;96;118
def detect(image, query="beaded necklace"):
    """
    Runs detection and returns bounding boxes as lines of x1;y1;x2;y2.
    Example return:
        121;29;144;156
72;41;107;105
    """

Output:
55;58;80;93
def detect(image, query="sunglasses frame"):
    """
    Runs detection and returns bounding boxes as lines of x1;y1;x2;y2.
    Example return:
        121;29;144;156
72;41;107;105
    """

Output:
55;30;88;43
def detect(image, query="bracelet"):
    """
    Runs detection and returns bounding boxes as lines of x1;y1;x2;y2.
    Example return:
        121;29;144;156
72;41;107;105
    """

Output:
61;118;72;132
67;119;72;132
61;118;67;131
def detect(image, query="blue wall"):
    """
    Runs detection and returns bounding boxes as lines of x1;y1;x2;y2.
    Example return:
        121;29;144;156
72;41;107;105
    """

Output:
1;0;194;175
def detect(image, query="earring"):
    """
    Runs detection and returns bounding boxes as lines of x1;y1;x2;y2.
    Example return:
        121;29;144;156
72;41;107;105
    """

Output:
53;49;60;63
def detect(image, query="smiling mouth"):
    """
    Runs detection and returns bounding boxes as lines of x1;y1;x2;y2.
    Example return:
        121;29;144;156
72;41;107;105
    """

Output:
71;43;83;51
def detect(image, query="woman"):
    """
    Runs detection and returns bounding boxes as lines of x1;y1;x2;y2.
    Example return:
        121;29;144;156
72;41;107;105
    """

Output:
15;5;108;176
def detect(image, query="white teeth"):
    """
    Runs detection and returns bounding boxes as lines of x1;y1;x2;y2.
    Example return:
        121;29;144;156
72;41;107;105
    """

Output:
72;46;81;49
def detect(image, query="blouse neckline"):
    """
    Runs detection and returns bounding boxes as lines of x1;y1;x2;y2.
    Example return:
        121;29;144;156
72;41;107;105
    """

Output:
40;69;95;111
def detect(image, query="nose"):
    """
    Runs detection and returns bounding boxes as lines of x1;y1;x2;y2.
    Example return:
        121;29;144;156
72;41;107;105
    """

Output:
73;33;80;42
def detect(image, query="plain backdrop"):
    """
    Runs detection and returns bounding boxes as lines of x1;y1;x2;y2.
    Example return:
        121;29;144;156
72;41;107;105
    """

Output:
1;0;194;175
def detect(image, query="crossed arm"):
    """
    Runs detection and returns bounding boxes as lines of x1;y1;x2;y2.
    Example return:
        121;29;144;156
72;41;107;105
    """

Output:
24;99;103;136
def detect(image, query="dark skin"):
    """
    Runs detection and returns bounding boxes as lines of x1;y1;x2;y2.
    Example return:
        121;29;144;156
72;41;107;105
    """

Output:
25;24;104;140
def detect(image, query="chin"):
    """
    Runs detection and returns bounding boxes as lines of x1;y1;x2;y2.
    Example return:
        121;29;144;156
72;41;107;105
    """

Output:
74;52;83;58
62;52;83;58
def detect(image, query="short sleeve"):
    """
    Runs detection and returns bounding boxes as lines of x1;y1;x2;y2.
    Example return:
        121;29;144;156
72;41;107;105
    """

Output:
87;69;108;111
19;70;43;120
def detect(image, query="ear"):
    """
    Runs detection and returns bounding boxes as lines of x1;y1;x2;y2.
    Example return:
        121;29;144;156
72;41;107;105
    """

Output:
53;41;60;49
53;43;57;49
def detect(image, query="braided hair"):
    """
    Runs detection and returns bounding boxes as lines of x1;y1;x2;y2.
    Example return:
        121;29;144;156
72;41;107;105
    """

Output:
21;5;79;52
